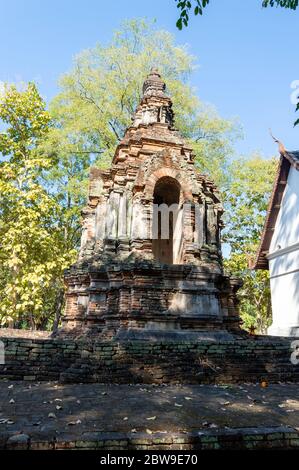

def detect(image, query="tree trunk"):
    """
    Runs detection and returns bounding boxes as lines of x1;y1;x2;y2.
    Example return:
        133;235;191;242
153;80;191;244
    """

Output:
52;288;64;334
29;312;36;330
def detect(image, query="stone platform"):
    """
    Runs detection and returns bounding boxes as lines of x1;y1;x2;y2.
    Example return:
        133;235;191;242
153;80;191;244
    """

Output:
0;381;299;450
0;329;299;384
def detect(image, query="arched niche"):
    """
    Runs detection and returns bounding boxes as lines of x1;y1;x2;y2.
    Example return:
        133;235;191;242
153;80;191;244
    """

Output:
152;176;182;264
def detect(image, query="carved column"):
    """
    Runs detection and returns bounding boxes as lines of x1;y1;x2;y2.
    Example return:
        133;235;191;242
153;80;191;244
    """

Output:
181;203;194;262
79;206;96;257
194;203;205;248
173;204;184;264
206;204;217;244
95;200;107;252
106;191;120;239
118;191;131;256
118;192;127;238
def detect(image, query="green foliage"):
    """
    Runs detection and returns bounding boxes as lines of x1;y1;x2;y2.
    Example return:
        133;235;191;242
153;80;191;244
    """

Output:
224;155;278;333
262;0;298;8
223;155;278;252
224;253;272;334
175;0;298;30
176;0;210;29
0;83;76;329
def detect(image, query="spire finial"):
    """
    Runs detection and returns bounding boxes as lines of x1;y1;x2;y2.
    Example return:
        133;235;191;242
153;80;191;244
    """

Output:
142;68;166;97
269;129;287;155
132;70;174;128
149;67;160;76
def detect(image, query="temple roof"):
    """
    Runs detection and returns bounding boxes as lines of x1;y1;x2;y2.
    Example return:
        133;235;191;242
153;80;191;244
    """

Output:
252;142;299;270
283;150;299;166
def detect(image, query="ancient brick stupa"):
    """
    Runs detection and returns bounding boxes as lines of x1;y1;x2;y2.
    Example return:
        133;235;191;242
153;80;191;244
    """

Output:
62;69;242;339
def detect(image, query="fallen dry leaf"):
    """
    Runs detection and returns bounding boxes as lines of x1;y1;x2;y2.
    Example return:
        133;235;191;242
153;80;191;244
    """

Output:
67;419;81;426
260;381;268;388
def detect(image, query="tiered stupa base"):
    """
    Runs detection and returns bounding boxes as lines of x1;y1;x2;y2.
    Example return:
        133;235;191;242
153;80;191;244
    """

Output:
60;260;242;340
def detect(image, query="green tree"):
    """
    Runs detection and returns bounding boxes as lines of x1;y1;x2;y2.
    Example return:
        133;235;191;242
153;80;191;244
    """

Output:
224;253;271;334
223;155;278;333
0;83;75;329
223;154;278;252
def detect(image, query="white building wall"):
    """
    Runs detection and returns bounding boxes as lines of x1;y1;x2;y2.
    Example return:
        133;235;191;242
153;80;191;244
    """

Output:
267;167;299;337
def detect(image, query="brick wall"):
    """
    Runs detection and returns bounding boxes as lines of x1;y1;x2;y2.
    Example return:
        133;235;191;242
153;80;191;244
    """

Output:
0;332;298;384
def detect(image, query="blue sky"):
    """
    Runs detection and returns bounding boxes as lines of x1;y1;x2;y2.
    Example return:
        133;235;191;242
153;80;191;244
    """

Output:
0;0;298;156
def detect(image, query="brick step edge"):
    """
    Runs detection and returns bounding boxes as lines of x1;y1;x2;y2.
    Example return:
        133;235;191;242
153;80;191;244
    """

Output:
2;425;299;450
